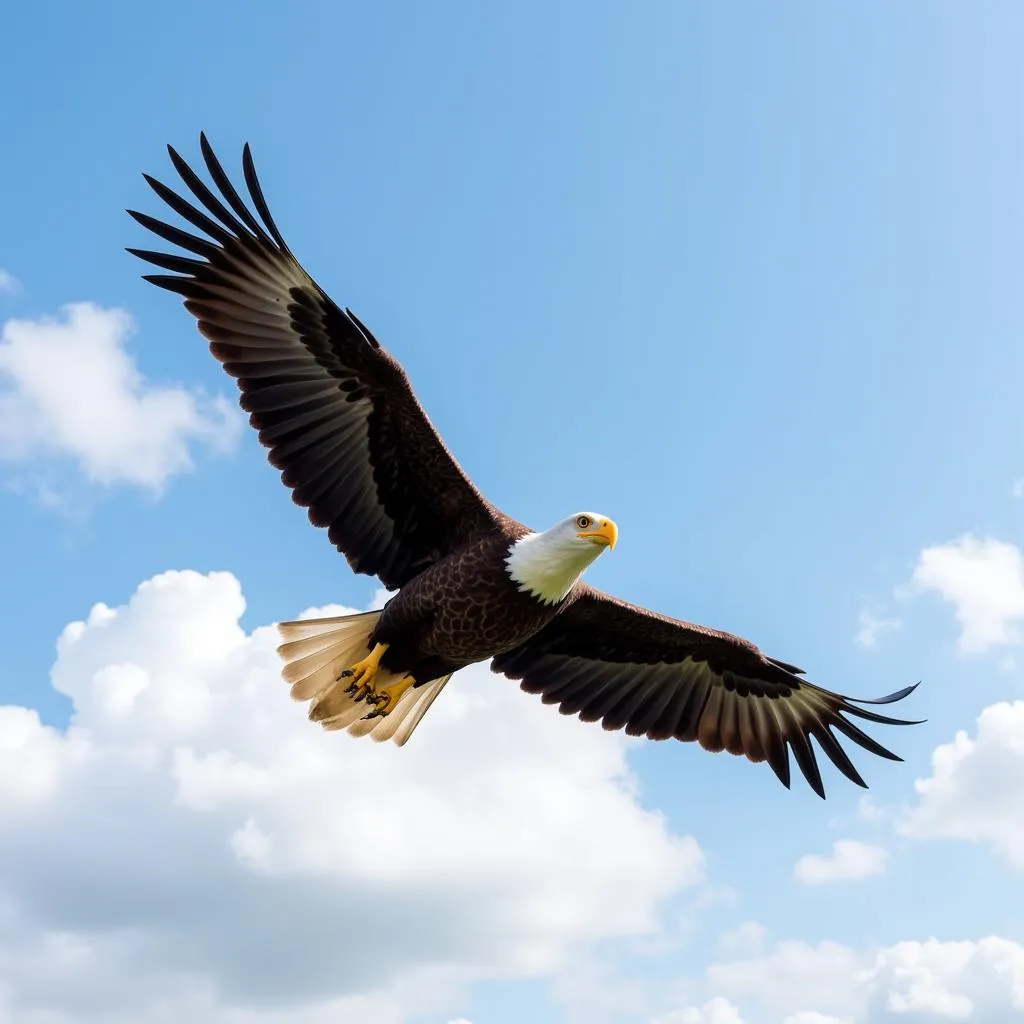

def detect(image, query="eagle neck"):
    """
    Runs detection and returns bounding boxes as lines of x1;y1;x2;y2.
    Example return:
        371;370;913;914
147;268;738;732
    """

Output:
504;530;596;606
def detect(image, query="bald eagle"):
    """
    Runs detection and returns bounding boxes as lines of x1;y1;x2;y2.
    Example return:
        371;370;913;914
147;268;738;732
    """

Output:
128;135;920;798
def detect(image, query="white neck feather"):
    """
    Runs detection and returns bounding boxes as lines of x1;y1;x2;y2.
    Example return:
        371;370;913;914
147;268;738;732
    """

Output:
505;531;601;605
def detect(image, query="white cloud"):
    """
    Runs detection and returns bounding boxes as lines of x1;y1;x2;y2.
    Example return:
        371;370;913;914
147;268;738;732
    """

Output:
369;586;396;610
0;268;19;294
855;608;902;650
652;997;746;1024
706;941;863;1018
857;795;889;825
794;840;888;885
549;948;661;1023
783;1015;849;1024
0;569;702;1022
716;921;768;956
901;701;1024;869
905;535;1024;653
0;302;240;492
651;1002;852;1024
864;938;1024;1020
702;937;1024;1022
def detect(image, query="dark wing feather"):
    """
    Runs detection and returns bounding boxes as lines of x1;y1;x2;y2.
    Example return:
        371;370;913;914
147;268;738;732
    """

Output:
128;135;502;589
492;584;922;798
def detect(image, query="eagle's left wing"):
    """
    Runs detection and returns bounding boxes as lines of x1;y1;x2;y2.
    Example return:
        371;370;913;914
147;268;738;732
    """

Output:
491;584;921;798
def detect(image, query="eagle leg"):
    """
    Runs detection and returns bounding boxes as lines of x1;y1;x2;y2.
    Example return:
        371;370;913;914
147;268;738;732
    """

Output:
338;642;389;701
363;675;417;719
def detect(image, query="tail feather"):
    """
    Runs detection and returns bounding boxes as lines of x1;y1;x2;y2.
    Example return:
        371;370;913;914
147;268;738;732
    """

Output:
284;643;363;702
320;702;379;732
277;610;381;647
345;674;452;744
278;612;385;700
387;675;452;746
278;632;357;671
275;610;447;745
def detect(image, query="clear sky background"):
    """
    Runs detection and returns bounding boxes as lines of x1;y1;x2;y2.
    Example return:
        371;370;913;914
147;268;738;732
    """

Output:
2;3;1023;1023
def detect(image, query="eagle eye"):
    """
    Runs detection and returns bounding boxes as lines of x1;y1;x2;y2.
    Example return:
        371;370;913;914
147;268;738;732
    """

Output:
576;515;592;530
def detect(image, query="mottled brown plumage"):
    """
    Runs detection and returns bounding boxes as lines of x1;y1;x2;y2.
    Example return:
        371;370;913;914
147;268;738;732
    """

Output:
372;530;563;679
128;134;922;798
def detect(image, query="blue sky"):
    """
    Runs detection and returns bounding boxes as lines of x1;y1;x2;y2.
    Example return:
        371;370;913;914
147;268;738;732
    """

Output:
2;3;1024;1022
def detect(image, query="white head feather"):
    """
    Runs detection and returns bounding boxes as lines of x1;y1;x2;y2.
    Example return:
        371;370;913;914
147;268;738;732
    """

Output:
505;512;618;605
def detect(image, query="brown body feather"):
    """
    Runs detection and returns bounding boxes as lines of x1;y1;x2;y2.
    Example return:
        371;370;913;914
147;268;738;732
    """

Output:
128;135;921;797
371;530;565;680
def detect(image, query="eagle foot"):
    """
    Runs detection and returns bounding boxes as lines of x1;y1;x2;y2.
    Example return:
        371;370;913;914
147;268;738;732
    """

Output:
361;675;416;720
336;643;390;701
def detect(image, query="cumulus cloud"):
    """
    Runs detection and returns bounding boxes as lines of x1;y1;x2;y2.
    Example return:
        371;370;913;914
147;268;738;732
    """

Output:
863;938;1024;1020
651;1003;850;1024
901;700;1024;869
793;840;888;885
783;1015;849;1024
701;936;1024;1022
706;941;863;1018
0;570;701;1023
652;997;746;1024
905;535;1024;653
716;921;768;957
0;268;19;294
369;586;397;610
855;608;901;651
0;302;240;491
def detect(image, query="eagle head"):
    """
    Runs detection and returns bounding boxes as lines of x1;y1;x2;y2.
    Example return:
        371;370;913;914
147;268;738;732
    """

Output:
505;512;618;604
567;512;618;551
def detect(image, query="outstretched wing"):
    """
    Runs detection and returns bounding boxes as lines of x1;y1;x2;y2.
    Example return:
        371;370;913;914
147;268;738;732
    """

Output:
492;584;921;798
128;134;501;590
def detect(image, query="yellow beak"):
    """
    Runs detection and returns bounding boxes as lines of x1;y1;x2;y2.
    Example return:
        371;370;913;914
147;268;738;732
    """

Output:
577;518;618;551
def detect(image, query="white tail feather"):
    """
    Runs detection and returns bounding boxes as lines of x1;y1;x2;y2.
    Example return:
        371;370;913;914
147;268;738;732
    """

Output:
345;674;452;745
275;611;449;745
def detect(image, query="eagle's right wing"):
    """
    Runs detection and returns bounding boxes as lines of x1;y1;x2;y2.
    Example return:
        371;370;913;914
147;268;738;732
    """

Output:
129;135;502;589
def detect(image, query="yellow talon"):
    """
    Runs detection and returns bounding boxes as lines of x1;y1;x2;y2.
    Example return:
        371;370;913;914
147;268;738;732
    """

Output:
364;675;417;719
340;642;389;699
